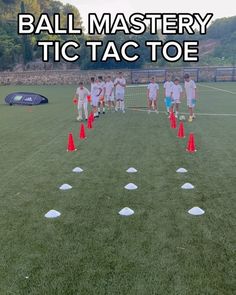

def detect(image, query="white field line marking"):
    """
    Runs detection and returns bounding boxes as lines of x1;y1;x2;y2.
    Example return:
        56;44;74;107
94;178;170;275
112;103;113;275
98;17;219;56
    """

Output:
127;84;147;88
127;84;236;95
126;83;236;95
199;84;236;95
128;108;236;117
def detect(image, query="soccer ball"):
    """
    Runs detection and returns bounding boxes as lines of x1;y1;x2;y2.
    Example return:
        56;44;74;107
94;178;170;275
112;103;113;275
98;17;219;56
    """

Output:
179;115;186;121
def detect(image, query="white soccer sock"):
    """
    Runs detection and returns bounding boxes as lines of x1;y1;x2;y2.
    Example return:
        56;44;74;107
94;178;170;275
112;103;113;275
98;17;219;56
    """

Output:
84;108;88;120
78;109;82;119
120;101;125;111
116;101;120;110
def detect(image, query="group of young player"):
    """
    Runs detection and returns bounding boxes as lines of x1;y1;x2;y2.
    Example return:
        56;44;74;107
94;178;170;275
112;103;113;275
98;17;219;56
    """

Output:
75;72;126;121
147;73;197;122
75;72;197;122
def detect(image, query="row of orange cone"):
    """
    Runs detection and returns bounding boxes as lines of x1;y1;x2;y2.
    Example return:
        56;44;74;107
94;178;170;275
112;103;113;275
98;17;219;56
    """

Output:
67;112;94;152
169;111;197;153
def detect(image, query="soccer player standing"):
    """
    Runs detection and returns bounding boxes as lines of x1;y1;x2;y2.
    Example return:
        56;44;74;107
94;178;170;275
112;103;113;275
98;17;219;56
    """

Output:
91;77;102;118
98;76;106;115
75;82;90;121
170;78;183;118
147;77;159;114
184;73;197;122
114;72;126;113
163;75;174;115
104;75;115;111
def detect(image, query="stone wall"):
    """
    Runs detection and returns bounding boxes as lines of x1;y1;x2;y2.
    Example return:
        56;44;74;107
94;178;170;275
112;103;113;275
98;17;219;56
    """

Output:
0;67;235;85
0;69;132;86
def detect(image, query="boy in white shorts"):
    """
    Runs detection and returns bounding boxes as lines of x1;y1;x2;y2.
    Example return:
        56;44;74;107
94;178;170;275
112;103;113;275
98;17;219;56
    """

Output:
184;73;197;122
170;78;183;118
163;75;174;114
147;77;159;113
104;75;115;111
91;77;102;118
75;82;90;121
114;72;126;113
98;76;106;115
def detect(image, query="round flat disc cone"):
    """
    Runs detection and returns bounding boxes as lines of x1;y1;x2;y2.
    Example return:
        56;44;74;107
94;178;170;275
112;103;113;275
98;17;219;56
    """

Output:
72;167;83;173
45;210;61;218
188;207;205;216
124;183;138;190
126;167;138;173
119;207;134;216
176;168;188;173
181;183;194;189
59;184;72;190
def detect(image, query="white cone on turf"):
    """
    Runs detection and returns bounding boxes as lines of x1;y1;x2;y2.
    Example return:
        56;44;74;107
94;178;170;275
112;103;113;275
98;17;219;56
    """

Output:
126;167;138;173
72;167;83;173
119;207;134;216
59;184;72;190
181;183;194;189
188;207;205;216
45;210;61;218
176;168;188;173
124;183;138;190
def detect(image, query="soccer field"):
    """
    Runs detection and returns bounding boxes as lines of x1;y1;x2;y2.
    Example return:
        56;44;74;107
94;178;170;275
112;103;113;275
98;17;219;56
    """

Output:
0;82;235;294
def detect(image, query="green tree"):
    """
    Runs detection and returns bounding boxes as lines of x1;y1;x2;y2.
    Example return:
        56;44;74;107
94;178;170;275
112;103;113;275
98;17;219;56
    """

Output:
20;1;33;63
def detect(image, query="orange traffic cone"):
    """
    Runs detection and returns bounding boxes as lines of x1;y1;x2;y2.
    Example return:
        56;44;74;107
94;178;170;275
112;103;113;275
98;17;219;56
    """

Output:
73;97;78;105
87;116;93;129
171;114;177;129
87;95;91;103
186;133;197;153
67;133;77;152
177;122;185;138
79;123;86;140
89;112;94;123
169;110;174;122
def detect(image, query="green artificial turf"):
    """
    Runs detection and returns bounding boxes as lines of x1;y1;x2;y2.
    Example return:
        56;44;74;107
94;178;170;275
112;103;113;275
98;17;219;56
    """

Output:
0;83;235;294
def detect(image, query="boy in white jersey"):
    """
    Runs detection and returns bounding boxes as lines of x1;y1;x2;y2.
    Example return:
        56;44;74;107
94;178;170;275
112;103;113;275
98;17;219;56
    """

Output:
163;75;174;114
98;76;106;115
104;75;115;111
114;72;126;113
75;82;90;121
170;78;183;118
91;77;102;118
147;77;159;114
184;73;197;122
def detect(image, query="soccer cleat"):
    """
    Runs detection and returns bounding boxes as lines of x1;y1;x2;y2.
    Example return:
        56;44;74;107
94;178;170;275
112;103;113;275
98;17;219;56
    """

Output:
188;116;193;122
103;111;105;114
192;114;196;119
122;110;125;113
155;110;159;114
